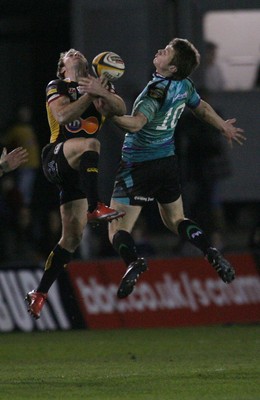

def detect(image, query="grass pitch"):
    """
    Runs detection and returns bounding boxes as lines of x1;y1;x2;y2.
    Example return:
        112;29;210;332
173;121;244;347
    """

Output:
0;325;259;400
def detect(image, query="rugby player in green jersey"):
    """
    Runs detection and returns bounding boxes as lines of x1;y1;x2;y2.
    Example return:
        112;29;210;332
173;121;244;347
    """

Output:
108;38;246;299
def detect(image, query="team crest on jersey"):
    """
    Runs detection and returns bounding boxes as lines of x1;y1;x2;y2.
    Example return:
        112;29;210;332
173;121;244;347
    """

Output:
68;87;77;100
148;87;164;99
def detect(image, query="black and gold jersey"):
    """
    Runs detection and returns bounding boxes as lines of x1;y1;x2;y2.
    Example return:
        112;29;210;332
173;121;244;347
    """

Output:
46;78;105;143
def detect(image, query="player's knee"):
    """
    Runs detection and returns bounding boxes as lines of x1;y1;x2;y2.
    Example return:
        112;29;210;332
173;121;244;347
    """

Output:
84;138;100;153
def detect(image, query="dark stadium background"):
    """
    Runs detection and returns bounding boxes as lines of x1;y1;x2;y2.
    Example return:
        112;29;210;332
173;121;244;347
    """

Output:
0;0;259;258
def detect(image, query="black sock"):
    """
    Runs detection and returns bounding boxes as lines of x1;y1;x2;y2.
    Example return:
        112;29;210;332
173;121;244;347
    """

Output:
79;151;99;213
37;244;73;293
112;230;138;267
178;219;211;255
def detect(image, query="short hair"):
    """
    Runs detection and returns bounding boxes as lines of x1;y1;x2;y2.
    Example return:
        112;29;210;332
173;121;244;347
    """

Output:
168;38;200;80
56;48;89;79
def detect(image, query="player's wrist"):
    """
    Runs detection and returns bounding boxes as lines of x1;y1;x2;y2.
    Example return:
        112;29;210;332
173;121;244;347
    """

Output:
0;160;10;173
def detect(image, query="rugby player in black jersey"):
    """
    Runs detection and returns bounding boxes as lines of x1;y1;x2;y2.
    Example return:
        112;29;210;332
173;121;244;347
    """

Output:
25;49;126;319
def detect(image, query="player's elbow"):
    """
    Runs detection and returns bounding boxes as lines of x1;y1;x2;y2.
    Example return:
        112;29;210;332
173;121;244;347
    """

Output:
130;116;147;132
56;117;65;125
55;113;70;125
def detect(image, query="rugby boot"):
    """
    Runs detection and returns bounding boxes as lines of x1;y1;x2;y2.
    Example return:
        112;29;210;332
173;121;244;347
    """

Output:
25;290;47;319
206;247;235;283
87;202;125;224
117;257;148;298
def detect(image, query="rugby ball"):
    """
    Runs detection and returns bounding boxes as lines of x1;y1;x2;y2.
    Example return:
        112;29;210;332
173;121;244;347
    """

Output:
92;51;125;81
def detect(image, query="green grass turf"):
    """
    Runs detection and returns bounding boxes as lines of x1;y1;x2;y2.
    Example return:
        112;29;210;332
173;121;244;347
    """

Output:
0;325;259;400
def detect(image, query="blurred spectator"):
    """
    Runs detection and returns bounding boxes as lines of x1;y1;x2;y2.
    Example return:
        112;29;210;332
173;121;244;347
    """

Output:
2;104;41;207
175;89;231;250
203;41;226;91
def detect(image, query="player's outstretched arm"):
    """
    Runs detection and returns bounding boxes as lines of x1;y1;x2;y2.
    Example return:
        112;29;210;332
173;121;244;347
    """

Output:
192;100;246;146
0;147;28;177
112;112;147;132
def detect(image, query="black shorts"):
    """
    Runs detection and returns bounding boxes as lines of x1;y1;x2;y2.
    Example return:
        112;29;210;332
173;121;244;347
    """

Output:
112;155;181;205
42;142;85;205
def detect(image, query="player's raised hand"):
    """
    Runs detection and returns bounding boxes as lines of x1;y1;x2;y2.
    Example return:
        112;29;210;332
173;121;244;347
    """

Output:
221;118;246;146
78;75;106;97
0;147;28;175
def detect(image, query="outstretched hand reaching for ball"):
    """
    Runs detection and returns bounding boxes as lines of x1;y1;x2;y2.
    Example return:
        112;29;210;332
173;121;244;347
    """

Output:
221;118;246;146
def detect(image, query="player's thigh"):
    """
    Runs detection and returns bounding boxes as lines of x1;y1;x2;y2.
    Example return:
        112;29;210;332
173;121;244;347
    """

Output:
108;199;142;242
158;196;185;233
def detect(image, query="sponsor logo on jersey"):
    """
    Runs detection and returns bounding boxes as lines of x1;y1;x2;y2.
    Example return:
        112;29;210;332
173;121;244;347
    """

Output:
66;116;99;134
134;196;154;202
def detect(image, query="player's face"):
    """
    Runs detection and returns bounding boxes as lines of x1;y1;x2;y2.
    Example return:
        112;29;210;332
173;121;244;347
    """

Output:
63;49;88;69
153;45;176;75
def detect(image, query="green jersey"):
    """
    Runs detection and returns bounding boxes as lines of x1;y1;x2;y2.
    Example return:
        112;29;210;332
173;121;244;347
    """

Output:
122;73;200;163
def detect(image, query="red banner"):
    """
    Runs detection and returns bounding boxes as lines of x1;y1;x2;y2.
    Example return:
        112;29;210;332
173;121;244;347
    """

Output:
68;253;260;329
